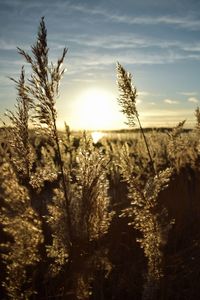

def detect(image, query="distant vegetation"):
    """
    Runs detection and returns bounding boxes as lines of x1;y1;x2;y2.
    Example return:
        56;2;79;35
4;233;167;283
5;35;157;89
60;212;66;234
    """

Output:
1;18;200;300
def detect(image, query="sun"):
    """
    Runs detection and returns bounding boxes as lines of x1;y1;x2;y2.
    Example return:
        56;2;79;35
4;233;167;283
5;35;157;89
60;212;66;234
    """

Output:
74;87;121;130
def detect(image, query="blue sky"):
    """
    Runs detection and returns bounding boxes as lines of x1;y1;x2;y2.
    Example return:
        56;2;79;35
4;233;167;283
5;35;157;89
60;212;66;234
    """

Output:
0;0;200;129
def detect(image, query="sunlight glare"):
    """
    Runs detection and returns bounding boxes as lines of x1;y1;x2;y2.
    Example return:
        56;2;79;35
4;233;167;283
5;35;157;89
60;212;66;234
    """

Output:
74;87;120;130
91;131;106;143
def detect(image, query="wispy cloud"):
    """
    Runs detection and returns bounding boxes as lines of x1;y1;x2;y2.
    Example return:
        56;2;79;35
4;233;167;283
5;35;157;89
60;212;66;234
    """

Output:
57;32;200;54
140;108;195;127
181;43;200;52
138;91;152;97
188;97;199;103
3;0;199;34
110;15;200;30
53;33;200;72
0;40;17;50
179;91;198;96
142;108;193;117
68;49;194;72
164;99;179;104
67;2;200;31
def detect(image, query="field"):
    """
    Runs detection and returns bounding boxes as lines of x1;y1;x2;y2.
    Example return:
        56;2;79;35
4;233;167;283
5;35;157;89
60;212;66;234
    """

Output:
1;18;200;300
1;127;200;299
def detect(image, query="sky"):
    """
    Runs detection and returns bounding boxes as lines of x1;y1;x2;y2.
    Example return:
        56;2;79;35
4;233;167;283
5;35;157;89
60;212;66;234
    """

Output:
0;0;200;130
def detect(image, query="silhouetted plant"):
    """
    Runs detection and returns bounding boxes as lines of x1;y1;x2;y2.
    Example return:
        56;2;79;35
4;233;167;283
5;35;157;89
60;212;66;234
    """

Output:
195;106;200;131
167;120;188;170
119;144;173;299
17;17;73;245
72;132;113;242
117;62;155;174
47;132;113;298
3;67;34;181
0;159;43;299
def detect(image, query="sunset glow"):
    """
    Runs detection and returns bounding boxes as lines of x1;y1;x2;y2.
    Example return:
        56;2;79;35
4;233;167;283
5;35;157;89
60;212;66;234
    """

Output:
74;88;121;130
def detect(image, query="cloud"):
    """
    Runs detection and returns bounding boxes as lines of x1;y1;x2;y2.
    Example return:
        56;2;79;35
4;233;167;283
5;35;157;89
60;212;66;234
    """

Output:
61;43;200;83
58;32;200;55
188;97;199;103
181;43;200;52
55;32;200;72
164;99;179;104
137;91;151;97
179;92;198;96
0;40;17;50
137;92;160;99
139;108;195;127
67;3;200;31
65;34;155;50
136;98;142;104
110;15;200;30
68;50;191;72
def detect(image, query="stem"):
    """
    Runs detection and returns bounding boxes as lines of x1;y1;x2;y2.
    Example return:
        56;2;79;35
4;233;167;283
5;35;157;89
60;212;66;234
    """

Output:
52;115;73;248
136;114;156;175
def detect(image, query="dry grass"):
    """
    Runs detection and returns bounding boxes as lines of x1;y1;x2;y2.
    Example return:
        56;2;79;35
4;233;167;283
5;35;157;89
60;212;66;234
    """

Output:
1;18;200;300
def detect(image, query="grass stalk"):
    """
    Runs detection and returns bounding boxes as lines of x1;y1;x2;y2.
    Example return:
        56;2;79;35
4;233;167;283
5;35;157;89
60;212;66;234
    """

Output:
117;62;156;174
136;113;156;174
18;17;73;247
52;116;73;247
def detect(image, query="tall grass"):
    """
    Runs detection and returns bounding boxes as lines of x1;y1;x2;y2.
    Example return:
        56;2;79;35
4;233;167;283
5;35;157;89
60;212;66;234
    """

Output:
1;17;200;300
117;62;155;174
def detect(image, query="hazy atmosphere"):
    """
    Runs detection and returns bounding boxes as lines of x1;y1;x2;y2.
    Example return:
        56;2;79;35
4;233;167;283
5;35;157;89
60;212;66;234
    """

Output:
1;0;200;129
